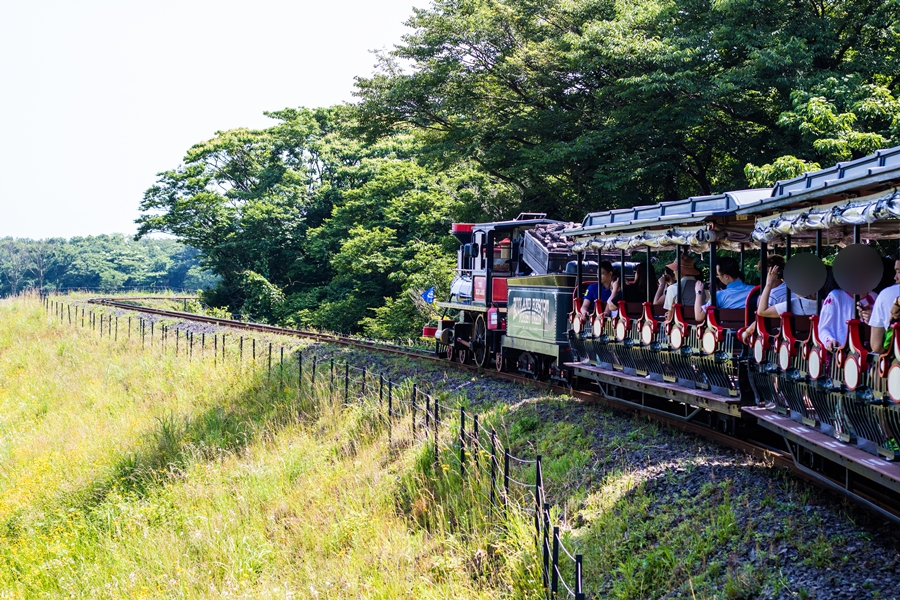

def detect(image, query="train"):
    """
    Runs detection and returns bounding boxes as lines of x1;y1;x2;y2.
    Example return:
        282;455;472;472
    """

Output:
432;145;900;522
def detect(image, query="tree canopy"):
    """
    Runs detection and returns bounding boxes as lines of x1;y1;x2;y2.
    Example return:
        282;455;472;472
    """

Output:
356;0;900;214
137;0;900;335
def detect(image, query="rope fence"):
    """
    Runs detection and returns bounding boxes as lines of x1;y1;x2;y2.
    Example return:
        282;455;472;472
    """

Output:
44;295;588;599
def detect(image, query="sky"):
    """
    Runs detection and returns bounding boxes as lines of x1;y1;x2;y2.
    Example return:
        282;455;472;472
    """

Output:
0;0;423;239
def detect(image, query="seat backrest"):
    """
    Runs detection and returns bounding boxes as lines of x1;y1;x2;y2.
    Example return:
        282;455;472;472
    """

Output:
791;315;812;340
624;302;644;318
716;308;746;330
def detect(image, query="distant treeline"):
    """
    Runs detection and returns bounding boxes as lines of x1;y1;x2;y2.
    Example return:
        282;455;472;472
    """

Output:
0;235;218;297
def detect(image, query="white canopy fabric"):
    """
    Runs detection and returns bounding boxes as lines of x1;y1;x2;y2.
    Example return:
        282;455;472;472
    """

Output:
571;226;753;253
751;190;900;244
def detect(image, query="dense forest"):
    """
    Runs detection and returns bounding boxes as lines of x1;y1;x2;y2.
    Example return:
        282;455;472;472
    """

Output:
0;236;217;297
135;0;900;336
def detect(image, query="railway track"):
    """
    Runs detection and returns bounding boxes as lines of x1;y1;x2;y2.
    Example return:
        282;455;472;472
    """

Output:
84;296;894;520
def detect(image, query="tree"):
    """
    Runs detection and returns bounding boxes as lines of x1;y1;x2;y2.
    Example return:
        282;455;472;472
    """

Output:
1;242;27;295
356;0;900;214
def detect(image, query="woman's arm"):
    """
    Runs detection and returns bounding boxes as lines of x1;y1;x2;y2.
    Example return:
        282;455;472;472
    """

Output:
756;266;781;318
653;276;667;306
693;280;705;321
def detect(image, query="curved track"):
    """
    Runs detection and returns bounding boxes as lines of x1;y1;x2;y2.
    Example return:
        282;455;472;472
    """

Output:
84;297;898;521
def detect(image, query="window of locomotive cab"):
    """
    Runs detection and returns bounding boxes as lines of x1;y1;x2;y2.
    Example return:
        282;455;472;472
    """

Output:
475;231;487;271
493;236;512;273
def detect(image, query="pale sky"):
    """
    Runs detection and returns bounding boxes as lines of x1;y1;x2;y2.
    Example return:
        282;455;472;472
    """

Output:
0;0;423;239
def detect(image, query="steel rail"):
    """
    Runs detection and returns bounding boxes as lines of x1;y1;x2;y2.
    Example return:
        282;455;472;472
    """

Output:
80;296;887;520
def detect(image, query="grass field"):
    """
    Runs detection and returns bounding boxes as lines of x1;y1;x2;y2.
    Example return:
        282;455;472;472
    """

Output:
5;295;887;599
0;296;538;599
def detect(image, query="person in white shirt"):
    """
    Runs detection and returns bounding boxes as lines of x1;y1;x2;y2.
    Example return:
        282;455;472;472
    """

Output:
819;288;877;350
660;256;701;322
869;257;900;352
756;266;818;318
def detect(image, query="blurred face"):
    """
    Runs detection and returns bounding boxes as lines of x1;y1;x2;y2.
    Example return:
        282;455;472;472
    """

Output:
894;260;900;285
600;268;613;286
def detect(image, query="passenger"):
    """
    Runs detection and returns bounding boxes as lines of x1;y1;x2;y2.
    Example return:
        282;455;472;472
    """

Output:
868;255;900;353
756;266;818;317
819;278;878;352
875;256;897;293
653;267;675;311
661;256;701;322
693;257;755;321
578;260;614;322
607;261;656;311
764;255;787;306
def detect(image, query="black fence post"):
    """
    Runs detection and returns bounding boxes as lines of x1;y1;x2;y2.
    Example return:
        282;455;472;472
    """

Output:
114;316;118;341
252;338;256;363
543;504;550;590
425;394;430;433
280;346;284;385
490;430;497;508
330;358;334;394
379;374;384;406
535;455;543;538
312;356;317;389
459;408;466;477
503;449;510;508
214;334;217;366
150;322;154;346
387;380;393;418
175;329;179;356
298;351;303;391
222;334;226;361
434;400;439;460
551;527;560;596
344;363;349;403
189;332;193;359
267;343;272;378
472;414;479;470
100;314;104;337
362;366;366;397
412;385;417;437
575;554;584;600
201;332;205;357
387;379;393;442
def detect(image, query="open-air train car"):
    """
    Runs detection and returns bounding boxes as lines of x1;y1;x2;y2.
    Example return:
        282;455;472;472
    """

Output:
562;147;900;521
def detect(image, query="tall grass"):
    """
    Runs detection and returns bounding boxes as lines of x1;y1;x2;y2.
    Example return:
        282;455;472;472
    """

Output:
0;296;539;598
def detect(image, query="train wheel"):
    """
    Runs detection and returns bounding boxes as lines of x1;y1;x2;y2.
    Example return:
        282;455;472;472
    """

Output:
495;350;505;373
456;348;468;364
446;343;454;362
473;315;487;367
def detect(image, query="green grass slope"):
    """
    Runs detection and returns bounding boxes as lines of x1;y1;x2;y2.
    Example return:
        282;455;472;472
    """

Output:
0;297;537;599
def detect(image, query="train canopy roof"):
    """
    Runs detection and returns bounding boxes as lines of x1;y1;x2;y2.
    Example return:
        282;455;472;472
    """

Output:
562;190;769;252
746;146;900;246
470;213;565;233
564;146;900;252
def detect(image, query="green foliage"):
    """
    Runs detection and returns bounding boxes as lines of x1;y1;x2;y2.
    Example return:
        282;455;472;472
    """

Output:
0;235;216;297
138;0;900;335
238;271;285;324
358;0;900;213
139;107;481;335
745;155;822;188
